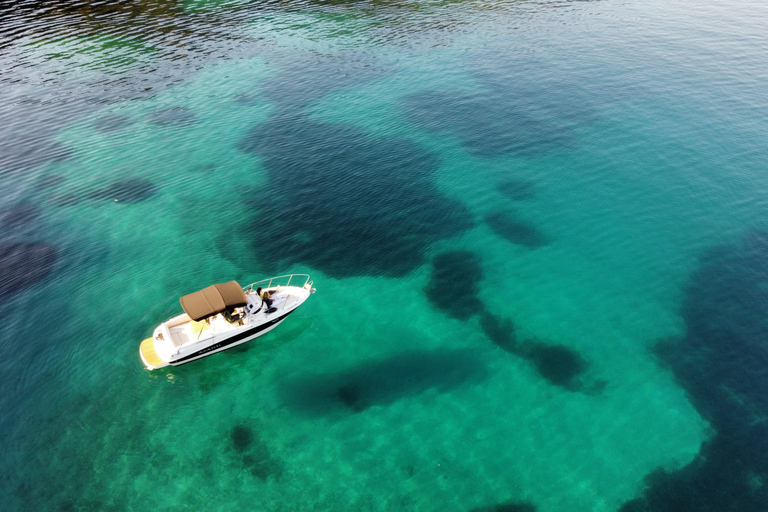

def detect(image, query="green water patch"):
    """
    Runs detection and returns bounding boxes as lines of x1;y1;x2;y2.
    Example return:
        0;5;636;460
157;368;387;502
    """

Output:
148;107;199;127
229;423;283;480
401;88;577;157
497;178;536;201
237;111;473;278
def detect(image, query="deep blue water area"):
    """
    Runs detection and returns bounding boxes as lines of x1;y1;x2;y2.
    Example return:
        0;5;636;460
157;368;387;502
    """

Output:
624;230;768;511
2;0;768;511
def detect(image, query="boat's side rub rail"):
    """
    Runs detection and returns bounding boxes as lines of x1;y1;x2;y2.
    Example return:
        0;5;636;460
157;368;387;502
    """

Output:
172;309;296;365
244;274;312;292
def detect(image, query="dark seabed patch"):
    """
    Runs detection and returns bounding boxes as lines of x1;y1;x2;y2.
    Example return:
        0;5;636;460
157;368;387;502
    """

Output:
480;311;517;353
402;89;575;157
470;501;537;512
485;210;548;249
480;312;601;393
148;107;197;127
497;179;536;201
231;425;253;452
425;251;485;320
0;203;41;230
227;423;281;480
621;229;768;511
237;112;472;278
517;340;588;392
0;243;57;301
281;348;489;415
94;115;136;133
87;178;157;203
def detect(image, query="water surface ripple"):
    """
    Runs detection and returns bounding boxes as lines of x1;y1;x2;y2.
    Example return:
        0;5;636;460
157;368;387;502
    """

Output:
2;0;768;511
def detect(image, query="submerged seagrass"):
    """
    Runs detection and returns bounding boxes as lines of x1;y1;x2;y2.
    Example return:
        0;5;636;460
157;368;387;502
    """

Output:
238;112;473;277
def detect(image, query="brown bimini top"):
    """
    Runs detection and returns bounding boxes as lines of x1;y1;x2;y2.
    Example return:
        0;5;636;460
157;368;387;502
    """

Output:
179;281;247;321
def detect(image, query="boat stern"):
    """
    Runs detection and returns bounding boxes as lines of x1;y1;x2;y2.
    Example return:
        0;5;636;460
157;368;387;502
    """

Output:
140;337;169;370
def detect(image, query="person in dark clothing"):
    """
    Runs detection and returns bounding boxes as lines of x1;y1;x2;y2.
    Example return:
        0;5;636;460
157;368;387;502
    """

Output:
223;307;242;324
256;286;274;312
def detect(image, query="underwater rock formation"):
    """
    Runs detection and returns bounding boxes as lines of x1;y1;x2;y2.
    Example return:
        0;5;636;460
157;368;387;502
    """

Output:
621;229;768;511
425;251;485;320
229;424;281;480
88;178;157;203
480;312;601;393
479;311;517;353
281;348;489;415
484;210;548;249
238;112;473;278
0;243;57;301
230;425;253;452
516;340;588;392
497;179;536;201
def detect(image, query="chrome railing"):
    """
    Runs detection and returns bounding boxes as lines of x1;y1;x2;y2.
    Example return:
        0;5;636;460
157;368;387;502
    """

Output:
244;274;312;292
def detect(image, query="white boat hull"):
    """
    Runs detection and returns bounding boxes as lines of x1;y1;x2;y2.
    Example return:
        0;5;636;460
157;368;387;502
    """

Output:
140;275;314;370
168;313;290;367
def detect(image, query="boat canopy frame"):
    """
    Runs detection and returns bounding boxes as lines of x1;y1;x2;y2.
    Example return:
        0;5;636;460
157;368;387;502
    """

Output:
179;281;247;321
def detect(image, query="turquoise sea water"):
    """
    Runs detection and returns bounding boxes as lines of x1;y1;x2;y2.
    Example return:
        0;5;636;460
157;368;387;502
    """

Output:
1;0;768;510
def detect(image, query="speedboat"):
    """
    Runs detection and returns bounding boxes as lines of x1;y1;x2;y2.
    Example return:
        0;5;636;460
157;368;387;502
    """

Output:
139;274;315;370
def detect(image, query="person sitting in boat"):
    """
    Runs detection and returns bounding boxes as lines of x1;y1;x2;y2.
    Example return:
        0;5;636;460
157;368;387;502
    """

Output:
223;307;242;324
256;287;276;313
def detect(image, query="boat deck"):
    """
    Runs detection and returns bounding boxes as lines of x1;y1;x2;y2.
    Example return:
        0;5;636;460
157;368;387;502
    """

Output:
140;338;167;368
141;276;314;370
168;314;243;347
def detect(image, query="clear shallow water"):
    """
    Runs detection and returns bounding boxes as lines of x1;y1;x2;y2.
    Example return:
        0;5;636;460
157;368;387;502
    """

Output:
1;0;768;510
